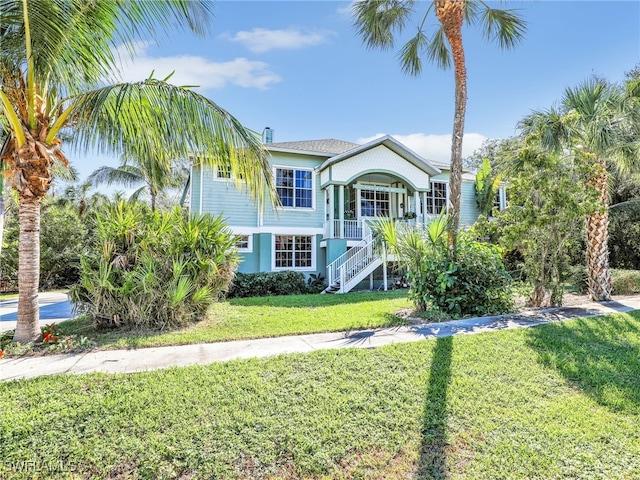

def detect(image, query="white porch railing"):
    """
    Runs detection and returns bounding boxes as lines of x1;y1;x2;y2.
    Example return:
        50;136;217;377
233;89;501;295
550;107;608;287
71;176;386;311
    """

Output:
324;219;372;240
326;232;378;293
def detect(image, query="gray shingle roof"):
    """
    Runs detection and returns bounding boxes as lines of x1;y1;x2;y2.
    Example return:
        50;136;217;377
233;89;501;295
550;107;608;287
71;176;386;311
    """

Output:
266;139;360;155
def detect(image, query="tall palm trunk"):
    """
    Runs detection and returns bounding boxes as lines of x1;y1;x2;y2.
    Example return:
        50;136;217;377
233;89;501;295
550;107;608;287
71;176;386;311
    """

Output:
14;196;42;342
585;158;611;301
0;188;4;260
435;0;466;250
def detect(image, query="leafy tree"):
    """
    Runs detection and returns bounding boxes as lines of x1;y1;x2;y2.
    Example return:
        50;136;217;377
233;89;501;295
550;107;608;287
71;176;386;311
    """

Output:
1;198;90;290
353;0;526;248
520;78;638;301
481;140;596;307
0;1;275;342
463;137;519;171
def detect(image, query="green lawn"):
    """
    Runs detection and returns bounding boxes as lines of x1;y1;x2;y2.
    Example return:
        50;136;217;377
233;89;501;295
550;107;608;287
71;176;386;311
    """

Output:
58;290;411;349
2;311;639;479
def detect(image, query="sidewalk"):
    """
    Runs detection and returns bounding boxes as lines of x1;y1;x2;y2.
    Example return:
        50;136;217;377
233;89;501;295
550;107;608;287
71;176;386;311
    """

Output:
2;296;640;382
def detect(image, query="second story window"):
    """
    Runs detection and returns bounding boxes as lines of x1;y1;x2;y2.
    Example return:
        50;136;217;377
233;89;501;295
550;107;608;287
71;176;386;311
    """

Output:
216;164;231;179
276;168;313;209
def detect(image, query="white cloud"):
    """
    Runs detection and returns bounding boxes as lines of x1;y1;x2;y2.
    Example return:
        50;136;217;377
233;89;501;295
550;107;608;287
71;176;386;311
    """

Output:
112;42;281;90
356;132;488;163
336;1;357;18
222;28;333;53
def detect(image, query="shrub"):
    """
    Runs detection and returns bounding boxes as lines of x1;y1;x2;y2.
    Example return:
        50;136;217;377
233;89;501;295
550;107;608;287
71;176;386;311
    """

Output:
609;201;640;269
227;271;309;298
411;236;513;317
70;202;238;330
375;216;513;317
611;269;640;295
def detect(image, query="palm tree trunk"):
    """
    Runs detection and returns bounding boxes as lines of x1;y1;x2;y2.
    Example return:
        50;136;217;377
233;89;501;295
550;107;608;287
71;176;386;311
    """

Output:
0;188;4;261
585;158;611;301
13;195;42;342
436;0;466;250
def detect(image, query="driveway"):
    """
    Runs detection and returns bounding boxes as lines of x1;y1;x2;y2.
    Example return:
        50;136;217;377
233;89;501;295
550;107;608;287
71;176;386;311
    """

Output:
0;292;74;333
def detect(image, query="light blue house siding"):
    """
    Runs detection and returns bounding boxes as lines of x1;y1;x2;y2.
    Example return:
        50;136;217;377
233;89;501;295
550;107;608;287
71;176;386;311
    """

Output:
190;135;488;283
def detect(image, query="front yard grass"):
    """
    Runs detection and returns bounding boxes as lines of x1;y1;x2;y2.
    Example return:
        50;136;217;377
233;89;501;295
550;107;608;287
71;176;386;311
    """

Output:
2;311;639;479
58;290;411;349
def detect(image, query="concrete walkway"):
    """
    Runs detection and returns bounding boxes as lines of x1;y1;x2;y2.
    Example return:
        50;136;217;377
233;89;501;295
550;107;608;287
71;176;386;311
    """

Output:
2;296;640;382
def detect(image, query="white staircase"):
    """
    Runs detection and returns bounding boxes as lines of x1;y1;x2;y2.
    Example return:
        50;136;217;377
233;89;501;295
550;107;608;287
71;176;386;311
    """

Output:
324;233;383;294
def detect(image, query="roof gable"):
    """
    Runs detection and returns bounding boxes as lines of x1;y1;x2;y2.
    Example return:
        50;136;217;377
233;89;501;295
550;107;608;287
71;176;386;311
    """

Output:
318;135;441;176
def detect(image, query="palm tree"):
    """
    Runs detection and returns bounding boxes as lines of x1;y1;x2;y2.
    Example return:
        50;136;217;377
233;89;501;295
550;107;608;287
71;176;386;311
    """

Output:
521;78;638;301
88;155;188;212
353;0;526;248
0;0;275;343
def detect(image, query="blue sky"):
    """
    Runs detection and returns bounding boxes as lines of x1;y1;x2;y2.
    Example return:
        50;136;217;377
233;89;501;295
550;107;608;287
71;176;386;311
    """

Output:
73;0;640;181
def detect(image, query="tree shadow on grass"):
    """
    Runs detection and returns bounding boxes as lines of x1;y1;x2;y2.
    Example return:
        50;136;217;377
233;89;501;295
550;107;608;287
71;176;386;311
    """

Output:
418;335;453;479
526;313;640;414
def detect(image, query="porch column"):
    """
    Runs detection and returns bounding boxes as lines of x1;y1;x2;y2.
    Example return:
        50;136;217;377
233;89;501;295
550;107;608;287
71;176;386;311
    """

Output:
422;191;428;224
338;185;345;239
328;185;335;238
414;191;420;221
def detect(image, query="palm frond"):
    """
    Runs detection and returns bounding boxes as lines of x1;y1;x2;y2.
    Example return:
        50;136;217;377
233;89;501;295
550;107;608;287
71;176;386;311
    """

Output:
398;30;428;76
353;0;414;50
426;27;451;70
0;0;213;99
65;79;275;205
479;6;527;49
88;165;145;188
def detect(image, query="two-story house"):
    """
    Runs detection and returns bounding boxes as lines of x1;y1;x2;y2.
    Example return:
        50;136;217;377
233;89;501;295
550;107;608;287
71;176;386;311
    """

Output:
190;134;502;293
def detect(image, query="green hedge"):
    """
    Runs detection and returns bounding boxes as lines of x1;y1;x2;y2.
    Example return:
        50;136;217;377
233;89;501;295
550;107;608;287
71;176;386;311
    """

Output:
612;270;640;295
227;271;326;298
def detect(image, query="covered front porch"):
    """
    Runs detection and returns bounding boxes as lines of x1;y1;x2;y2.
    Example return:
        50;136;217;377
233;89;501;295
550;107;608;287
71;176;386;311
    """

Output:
322;180;441;241
317;136;443;242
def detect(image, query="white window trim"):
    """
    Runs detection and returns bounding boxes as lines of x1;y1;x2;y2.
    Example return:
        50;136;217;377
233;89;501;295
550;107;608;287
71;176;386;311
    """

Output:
236;234;253;253
357;184;392;218
425;180;449;214
271;234;316;271
213;164;245;183
273;165;316;211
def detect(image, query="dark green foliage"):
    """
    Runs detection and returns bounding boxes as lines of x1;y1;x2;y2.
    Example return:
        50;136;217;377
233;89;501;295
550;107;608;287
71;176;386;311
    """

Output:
376;216;513;316
1;200;90;290
611;269;640;295
477;141;596;307
70;202;238;330
306;272;327;293
409;235;514;317
609;200;640;269
227;271;313;298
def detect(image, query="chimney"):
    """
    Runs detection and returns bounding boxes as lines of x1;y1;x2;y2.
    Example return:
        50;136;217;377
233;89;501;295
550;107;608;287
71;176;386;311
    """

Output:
263;127;273;144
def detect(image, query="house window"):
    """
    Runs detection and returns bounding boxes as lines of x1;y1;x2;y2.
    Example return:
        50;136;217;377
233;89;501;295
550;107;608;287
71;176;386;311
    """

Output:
493;188;506;212
215;164;231;179
360;189;390;217
425;181;448;214
236;234;252;252
274;235;313;269
276;168;313;208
